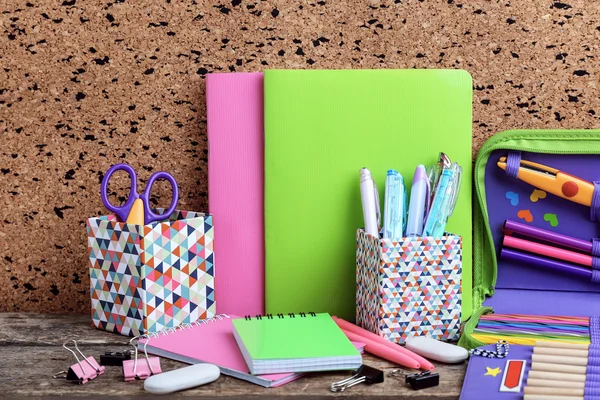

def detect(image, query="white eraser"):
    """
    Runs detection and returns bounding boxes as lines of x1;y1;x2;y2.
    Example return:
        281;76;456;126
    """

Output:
405;337;469;364
144;363;220;394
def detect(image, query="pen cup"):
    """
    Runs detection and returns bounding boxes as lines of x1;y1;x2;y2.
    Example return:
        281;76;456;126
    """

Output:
355;229;462;343
87;209;216;336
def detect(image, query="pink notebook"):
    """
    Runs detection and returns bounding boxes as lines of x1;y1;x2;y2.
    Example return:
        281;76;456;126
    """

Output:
207;72;264;316
140;315;365;387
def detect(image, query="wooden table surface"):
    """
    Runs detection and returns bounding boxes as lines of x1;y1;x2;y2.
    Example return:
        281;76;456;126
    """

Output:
0;313;466;399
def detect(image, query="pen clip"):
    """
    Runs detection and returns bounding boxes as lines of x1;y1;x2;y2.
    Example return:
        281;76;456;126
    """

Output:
424;172;431;220
446;164;462;217
373;181;381;229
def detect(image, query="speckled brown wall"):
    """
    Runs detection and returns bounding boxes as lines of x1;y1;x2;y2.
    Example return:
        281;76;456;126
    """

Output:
1;0;598;313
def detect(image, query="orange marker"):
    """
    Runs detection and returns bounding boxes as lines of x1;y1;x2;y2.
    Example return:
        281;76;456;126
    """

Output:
497;157;594;207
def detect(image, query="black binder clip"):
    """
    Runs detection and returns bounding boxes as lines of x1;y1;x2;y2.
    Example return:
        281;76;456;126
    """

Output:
390;369;440;390
330;365;384;392
100;350;132;366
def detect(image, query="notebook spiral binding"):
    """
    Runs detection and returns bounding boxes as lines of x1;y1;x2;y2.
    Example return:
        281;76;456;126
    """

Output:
244;312;317;321
143;314;231;339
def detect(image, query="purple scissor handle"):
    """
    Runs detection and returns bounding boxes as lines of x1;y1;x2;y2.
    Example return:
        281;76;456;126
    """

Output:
100;163;179;225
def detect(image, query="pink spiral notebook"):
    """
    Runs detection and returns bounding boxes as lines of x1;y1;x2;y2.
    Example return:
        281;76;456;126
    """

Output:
140;315;365;387
206;72;264;316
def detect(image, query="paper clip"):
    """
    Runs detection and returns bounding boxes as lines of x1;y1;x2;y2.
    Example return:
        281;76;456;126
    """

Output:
53;340;105;384
122;335;162;381
330;365;384;392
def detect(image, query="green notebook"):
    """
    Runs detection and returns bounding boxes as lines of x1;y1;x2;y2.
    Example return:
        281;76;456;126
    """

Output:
232;313;361;375
264;69;473;321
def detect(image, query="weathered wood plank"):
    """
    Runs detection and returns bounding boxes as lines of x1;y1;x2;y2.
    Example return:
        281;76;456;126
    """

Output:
0;313;465;398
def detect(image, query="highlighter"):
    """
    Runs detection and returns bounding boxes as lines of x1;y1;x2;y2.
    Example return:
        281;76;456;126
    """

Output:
406;165;429;236
383;170;407;239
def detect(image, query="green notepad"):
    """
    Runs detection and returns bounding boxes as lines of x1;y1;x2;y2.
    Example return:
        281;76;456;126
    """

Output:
264;69;473;321
232;313;361;375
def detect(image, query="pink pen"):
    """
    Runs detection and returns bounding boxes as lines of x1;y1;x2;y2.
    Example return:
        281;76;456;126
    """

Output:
332;316;435;371
503;235;592;268
341;329;420;370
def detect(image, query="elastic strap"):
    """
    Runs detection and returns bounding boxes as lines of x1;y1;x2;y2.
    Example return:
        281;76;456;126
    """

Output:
593;239;600;257
593;257;600;272
593;239;600;270
591;182;600;222
590;316;600;344
505;151;521;179
586;317;600;399
592;240;600;277
586;347;600;399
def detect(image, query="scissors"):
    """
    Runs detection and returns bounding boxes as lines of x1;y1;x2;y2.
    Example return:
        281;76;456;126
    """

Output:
100;163;179;225
497;156;594;207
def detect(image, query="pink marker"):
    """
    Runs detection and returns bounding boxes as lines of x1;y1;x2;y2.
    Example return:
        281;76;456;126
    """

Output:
503;235;592;268
332;316;434;371
340;329;420;370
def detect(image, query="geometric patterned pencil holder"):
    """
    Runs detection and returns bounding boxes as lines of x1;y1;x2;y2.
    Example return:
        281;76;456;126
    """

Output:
87;210;215;337
356;229;462;344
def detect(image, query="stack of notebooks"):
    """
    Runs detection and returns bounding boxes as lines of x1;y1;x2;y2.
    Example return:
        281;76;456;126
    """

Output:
207;70;473;322
140;313;363;387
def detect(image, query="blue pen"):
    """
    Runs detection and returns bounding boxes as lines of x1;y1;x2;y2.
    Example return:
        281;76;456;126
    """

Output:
423;162;462;237
406;165;430;236
383;170;407;239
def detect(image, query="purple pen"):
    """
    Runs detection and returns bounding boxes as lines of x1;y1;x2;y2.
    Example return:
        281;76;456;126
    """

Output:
503;220;593;254
501;248;592;281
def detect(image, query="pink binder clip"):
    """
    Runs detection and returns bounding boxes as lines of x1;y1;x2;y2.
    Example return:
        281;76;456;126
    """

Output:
123;334;162;381
53;340;105;384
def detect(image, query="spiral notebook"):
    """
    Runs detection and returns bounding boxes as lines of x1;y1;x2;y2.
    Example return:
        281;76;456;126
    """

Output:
232;313;362;375
139;314;365;387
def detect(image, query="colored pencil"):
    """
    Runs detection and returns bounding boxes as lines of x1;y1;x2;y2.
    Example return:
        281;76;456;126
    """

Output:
530;362;587;375
473;313;590;345
533;347;588;358
527;370;585;382
524;386;584;396
535;341;590;350
526;378;584;389
532;354;587;367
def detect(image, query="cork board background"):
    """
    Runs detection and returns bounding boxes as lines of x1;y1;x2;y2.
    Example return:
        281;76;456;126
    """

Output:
1;0;599;313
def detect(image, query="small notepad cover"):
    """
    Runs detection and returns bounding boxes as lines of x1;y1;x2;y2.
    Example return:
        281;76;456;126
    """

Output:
264;69;473;321
459;344;532;400
207;72;264;316
232;313;361;374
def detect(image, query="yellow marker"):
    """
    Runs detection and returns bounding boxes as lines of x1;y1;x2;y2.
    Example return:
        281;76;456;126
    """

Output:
126;198;145;225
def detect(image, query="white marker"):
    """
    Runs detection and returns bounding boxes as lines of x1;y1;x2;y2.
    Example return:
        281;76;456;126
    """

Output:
360;168;380;237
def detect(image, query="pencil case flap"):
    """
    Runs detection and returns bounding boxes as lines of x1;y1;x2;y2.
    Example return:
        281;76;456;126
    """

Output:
461;130;600;349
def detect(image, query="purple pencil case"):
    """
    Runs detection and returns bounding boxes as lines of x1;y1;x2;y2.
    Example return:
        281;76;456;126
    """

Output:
459;130;600;400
